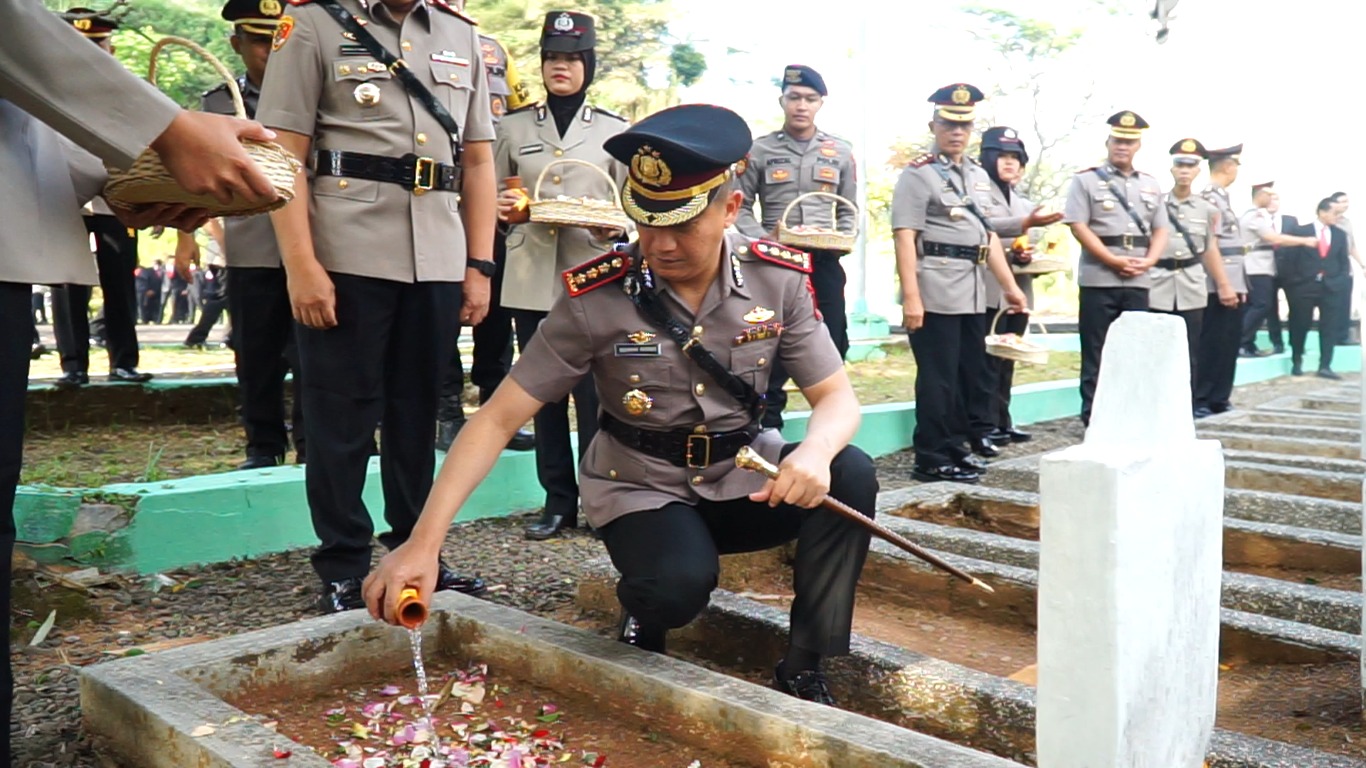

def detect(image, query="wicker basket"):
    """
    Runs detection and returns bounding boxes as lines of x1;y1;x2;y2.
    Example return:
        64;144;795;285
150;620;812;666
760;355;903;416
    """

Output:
985;306;1049;365
528;158;630;231
777;191;858;251
1012;255;1071;275
103;36;301;217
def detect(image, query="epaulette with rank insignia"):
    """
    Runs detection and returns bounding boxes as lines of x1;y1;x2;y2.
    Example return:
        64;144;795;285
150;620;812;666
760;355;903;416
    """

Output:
563;251;629;297
429;0;477;23
908;153;935;169
749;240;812;273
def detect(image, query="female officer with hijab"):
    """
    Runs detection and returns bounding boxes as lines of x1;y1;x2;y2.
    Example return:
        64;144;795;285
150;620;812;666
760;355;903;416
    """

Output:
493;11;628;540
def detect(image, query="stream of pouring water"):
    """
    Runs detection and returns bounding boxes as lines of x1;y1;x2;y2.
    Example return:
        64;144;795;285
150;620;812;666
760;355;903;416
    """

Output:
409;628;442;758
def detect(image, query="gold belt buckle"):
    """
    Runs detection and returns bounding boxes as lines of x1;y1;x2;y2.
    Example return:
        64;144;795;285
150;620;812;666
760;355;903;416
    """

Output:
976;245;988;264
1121;234;1135;251
685;434;712;469
413;156;437;195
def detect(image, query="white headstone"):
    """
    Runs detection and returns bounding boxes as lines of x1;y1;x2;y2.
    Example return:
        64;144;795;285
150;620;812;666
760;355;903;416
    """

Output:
1037;312;1223;768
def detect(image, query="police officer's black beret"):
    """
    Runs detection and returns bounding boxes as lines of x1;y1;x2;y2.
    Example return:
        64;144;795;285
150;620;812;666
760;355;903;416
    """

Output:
604;104;753;227
1106;110;1150;139
221;0;284;36
781;65;827;96
61;7;119;38
1168;138;1207;164
541;11;596;53
981;126;1029;165
927;83;984;123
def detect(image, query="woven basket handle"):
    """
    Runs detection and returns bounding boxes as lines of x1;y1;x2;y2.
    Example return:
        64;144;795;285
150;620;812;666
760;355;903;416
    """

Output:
991;305;1040;337
532;158;620;208
147;36;245;120
780;191;858;234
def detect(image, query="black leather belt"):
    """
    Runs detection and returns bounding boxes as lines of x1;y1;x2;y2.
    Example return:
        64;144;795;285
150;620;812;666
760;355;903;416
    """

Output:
1220;244;1253;256
1098;234;1151;249
313;149;460;193
600;412;761;470
1156;257;1199;270
921;241;988;263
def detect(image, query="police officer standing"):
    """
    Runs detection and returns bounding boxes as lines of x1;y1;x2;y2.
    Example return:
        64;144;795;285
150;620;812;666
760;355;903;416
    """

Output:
259;0;497;611
736;65;857;430
1238;181;1314;358
204;0;307;469
893;85;1027;483
366;103;879;708
1063;111;1169;427
1150;138;1236;406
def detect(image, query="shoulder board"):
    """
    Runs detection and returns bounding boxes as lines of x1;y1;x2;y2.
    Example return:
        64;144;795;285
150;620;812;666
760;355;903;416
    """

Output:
505;102;538;116
908;153;935;169
591;105;627;122
429;0;477;24
748;240;812;273
562;251;629;297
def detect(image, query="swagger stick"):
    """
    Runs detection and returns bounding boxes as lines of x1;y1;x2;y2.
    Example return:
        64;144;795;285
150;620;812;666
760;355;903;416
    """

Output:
735;446;995;594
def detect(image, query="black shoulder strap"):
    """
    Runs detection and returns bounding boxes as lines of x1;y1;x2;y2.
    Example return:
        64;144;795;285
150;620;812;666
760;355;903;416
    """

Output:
1091;167;1150;237
622;263;767;422
1165;200;1202;257
314;0;464;172
928;161;995;239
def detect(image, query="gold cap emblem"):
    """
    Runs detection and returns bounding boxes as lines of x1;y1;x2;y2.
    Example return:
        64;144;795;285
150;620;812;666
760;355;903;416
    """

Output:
743;306;775;324
1119;112;1136;127
74;17;92;30
784;68;802;84
1180;139;1196;152
631;146;672;188
951;85;971;105
260;0;282;15
627;330;655;344
622;389;653;416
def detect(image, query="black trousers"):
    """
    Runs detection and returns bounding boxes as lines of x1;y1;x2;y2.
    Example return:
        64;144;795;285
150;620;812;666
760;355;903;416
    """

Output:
986;308;1029;430
228;266;305;461
31;291;45;324
184;295;227;345
1;282;33;766
1287;284;1350;371
1195;295;1245;411
440;231;514;417
1240;274;1277;350
51;216;140;373
1078;286;1150;425
1152;307;1203;403
909;311;988;467
140;286;160;324
296;273;460;582
511;309;599;519
1266;277;1285;349
601;443;876;656
761;250;848;429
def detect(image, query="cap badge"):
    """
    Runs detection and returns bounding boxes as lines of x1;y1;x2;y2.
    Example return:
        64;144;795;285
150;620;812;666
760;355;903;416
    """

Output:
1003;128;1017;139
1120;112;1136;127
631;146;672;188
553;12;574;32
951;85;971;105
260;0;282;16
74;17;92;31
784;68;802;84
1180;139;1196;152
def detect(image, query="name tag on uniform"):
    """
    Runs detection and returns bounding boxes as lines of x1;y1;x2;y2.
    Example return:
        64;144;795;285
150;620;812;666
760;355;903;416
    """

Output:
518;144;544;156
765;157;792;165
339;44;369;56
614;343;662;357
734;322;783;346
431;52;469;66
974;181;990;191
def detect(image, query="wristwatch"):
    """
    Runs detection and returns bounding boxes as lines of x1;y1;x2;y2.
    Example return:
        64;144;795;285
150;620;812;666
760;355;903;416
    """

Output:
467;258;497;277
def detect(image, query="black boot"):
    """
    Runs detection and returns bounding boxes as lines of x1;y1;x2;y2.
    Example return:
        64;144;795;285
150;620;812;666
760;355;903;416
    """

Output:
773;661;836;706
617;612;666;653
524;506;577;540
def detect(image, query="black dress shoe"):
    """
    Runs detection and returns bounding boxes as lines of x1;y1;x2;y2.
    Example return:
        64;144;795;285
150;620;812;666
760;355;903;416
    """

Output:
1210;402;1234;414
986;429;1012;446
617;612;666;653
956;453;988;472
1317;369;1342;380
1192;407;1214;419
435;417;465;452
30;343;48;360
55;371;88;389
773;662;836;706
109;367;153;383
318;577;366;614
911;464;980;484
1291;363;1304;376
436;561;487;596
1006;428;1032;443
506;428;535;452
971;437;1000;458
1272;345;1286;355
237;454;283;470
525;509;576;541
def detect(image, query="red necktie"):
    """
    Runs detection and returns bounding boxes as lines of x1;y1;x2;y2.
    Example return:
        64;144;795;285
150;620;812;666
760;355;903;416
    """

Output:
1319;227;1330;258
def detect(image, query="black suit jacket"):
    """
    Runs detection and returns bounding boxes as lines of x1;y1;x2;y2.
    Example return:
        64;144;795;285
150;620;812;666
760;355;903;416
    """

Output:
1279;221;1351;293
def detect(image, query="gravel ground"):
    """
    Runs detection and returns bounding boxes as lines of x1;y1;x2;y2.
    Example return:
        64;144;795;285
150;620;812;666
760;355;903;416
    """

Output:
8;369;1357;767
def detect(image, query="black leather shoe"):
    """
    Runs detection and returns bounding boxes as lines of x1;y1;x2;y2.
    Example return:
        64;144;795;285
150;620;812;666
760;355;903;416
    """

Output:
55;371;88;389
1318;369;1342;380
971;437;1000;458
1210;402;1234;414
506;428;535;452
1238;346;1262;358
30;343;49;360
1006;428;1032;443
237;454;283;470
1272;345;1286;355
109;367;153;383
912;464;980;484
435;417;465;452
318;577;366;614
1291;361;1304;376
986;429;1012;446
773;662;836;706
956;454;989;473
617;612;666;653
525;509;576;541
1192;407;1214;419
436;561;487;596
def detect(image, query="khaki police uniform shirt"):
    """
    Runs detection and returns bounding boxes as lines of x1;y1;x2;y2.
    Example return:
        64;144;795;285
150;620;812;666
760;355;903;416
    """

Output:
1201;183;1248;294
494;103;628;312
1063;163;1168;289
0;4;179;286
256;0;496;283
890;150;994;315
736;129;857;248
478;34;528;124
982;182;1036;308
202;76;284;270
1239;207;1277;276
510;232;843;528
1150;192;1214;312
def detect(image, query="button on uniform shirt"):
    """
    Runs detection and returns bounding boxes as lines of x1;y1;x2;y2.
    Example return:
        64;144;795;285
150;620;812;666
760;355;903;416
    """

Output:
1200;183;1248;294
1239;206;1277;277
202;76;283;269
509;232;843;529
981;181;1036;307
1150;191;1215;311
736;129;857;248
1062;163;1169;289
255;0;496;282
494;103;627;312
890;151;995;314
